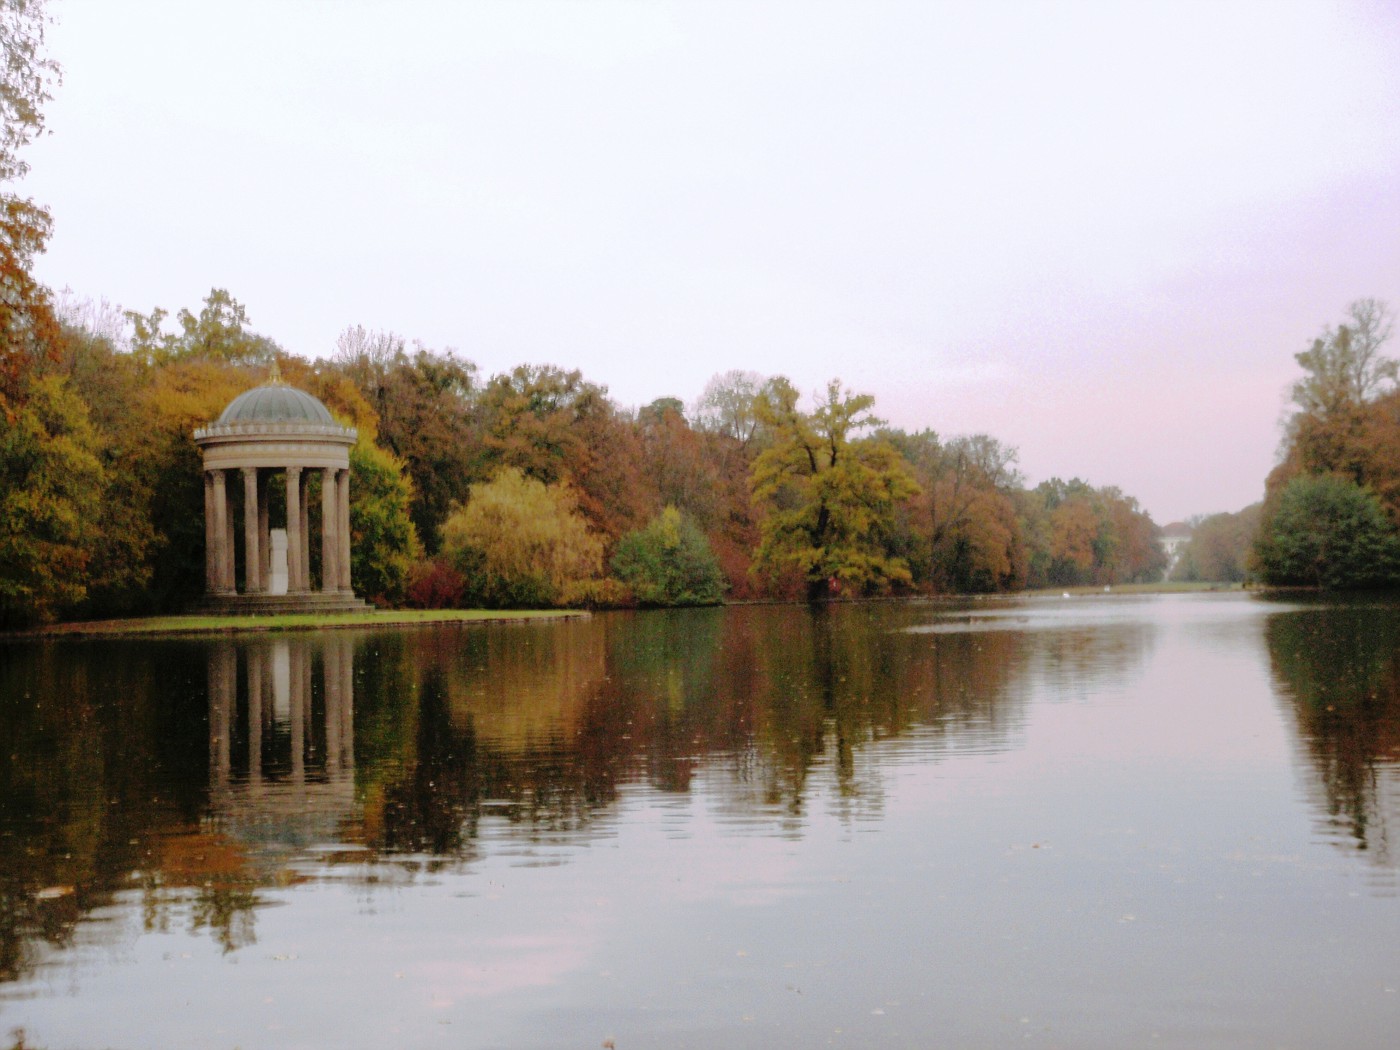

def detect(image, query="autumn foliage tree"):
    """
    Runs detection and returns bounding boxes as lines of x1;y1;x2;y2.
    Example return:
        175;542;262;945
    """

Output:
750;379;919;600
1;0;60;409
439;468;603;608
0;373;104;625
1258;300;1400;588
332;329;481;552
886;429;1025;593
1172;505;1260;583
1023;478;1166;587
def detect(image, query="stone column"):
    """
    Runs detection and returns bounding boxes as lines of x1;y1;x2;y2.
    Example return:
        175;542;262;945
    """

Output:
210;469;233;593
338;468;353;595
242;467;262;593
224;477;237;593
203;472;217;593
286;467;304;592
258;472;271;586
321;467;338;593
299;472;312;590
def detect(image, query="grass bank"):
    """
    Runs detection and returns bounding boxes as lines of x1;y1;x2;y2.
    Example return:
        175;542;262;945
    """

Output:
12;608;588;639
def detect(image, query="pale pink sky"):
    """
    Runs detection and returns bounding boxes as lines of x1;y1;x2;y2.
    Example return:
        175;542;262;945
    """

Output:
24;0;1400;523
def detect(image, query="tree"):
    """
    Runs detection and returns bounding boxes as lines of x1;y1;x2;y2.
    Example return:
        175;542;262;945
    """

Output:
1254;474;1400;589
349;438;422;604
1102;487;1168;583
50;323;157;615
0;372;105;626
329;334;480;550
749;378;920;600
635;397;721;531
1171;505;1260;583
1290;299;1396;420
1026;477;1165;586
0;0;61;408
611;506;726;606
477;364;602;485
125;288;280;366
129;358;251;609
439;468;603;608
886;429;1026;593
692;369;767;447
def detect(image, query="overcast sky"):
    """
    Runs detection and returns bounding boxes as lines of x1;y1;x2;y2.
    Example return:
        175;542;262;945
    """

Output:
23;0;1400;523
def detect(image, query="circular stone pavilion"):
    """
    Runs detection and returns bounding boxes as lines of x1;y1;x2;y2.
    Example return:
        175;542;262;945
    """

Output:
193;377;370;614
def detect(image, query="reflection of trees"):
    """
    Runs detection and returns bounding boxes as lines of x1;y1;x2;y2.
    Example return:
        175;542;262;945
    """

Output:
342;607;1050;860
0;634;359;982
2;604;1157;982
353;605;1141;852
0;640;208;982
1268;606;1400;865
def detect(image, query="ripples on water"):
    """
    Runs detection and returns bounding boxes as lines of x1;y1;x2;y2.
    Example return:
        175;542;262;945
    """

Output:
3;594;1400;1048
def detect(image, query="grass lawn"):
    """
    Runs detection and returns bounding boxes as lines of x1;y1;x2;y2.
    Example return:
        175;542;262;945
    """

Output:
14;608;588;639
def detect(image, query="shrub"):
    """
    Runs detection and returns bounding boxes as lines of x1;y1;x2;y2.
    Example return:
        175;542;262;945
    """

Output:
404;558;468;609
610;506;727;606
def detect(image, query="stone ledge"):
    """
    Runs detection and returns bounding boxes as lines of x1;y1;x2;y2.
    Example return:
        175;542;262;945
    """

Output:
190;593;374;616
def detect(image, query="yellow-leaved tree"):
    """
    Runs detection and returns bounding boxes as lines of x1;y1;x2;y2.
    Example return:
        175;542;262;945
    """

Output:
749;378;920;601
439;467;602;608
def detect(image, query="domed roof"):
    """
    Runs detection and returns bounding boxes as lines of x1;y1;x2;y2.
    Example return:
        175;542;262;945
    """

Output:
216;383;336;426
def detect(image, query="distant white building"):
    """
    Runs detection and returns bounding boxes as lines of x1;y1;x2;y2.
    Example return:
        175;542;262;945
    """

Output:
1159;521;1192;578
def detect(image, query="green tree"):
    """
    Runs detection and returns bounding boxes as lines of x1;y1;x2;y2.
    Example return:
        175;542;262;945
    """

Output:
611;506;726;606
349;438;422;604
749;378;919;600
439;467;603;608
125;288;281;367
0;372;105;625
1254;474;1400;589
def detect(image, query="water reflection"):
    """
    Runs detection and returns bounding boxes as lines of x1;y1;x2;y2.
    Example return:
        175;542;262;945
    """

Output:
2;607;1079;985
1267;603;1400;872
9;597;1400;1048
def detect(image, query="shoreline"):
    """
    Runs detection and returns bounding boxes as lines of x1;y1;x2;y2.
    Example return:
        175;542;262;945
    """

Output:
0;582;1290;641
4;608;590;640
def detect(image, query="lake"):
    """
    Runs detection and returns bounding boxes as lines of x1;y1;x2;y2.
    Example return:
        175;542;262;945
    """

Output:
2;594;1399;1049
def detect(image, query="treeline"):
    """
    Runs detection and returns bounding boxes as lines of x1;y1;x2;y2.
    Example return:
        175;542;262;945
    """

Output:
0;288;1170;626
0;8;1168;625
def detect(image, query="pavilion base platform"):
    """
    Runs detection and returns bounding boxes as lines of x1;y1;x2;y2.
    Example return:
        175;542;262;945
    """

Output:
191;593;374;616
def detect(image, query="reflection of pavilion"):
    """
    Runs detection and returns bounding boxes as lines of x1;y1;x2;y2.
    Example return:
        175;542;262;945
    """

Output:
207;636;358;848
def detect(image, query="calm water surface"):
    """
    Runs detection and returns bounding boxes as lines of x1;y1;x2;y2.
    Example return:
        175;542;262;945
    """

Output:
2;595;1399;1048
